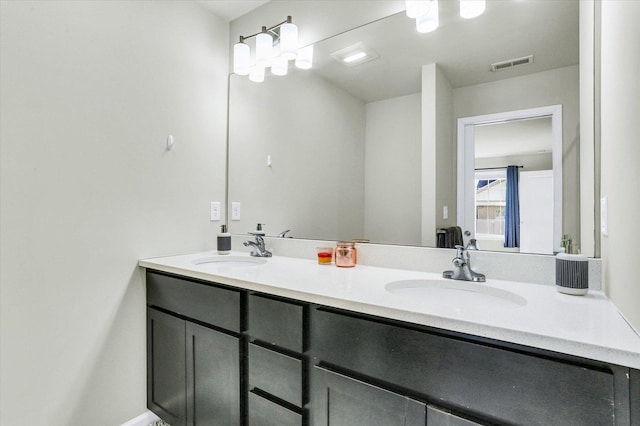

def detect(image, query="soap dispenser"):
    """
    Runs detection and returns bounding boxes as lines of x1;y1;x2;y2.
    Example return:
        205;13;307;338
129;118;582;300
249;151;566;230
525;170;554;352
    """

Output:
217;224;231;255
253;223;266;236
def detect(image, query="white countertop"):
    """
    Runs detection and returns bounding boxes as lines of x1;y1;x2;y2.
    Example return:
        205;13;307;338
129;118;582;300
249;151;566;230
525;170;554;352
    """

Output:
139;251;640;369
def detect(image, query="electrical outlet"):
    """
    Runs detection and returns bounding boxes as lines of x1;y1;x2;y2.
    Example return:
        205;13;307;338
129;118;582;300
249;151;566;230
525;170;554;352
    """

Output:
443;205;449;220
210;201;221;221
231;202;241;221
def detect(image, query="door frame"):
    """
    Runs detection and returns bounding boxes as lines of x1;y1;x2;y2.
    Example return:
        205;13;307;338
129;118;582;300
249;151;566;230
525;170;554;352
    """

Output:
456;104;563;249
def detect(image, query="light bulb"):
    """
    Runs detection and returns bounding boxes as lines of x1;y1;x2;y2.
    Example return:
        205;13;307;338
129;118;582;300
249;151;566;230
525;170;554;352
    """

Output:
233;41;250;76
460;0;485;19
295;44;313;69
249;65;265;83
280;22;298;60
271;56;288;76
256;31;273;67
416;0;439;33
406;0;430;19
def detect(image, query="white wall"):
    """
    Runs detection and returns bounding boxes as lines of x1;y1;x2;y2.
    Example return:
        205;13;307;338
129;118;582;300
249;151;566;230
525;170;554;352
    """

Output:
364;94;421;245
599;1;640;333
0;2;229;425
435;65;456;231
422;64;455;246
228;70;366;240
579;0;596;257
453;65;581;249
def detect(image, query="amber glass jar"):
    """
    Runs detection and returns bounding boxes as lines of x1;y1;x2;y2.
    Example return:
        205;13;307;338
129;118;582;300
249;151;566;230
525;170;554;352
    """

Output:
335;241;357;267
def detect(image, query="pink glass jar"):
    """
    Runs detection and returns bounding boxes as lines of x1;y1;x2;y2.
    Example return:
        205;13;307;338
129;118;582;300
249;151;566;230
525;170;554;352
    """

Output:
335;241;357;267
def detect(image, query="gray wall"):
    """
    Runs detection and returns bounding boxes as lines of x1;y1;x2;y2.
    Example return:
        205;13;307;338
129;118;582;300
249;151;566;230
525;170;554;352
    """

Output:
0;2;229;424
599;0;640;333
228;70;366;240
422;64;455;246
364;94;422;245
453;64;581;248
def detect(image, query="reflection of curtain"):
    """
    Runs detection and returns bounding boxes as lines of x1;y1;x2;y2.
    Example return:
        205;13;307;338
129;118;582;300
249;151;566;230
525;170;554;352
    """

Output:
504;165;520;247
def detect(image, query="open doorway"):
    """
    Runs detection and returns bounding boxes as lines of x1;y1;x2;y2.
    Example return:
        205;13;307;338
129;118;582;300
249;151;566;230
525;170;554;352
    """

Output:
457;105;562;254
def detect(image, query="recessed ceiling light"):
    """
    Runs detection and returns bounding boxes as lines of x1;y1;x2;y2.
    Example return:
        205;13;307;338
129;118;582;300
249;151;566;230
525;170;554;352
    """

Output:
330;43;379;67
343;51;368;63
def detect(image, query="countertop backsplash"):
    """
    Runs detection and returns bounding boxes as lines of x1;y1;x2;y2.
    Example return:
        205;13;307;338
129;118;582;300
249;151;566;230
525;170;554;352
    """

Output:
231;235;602;290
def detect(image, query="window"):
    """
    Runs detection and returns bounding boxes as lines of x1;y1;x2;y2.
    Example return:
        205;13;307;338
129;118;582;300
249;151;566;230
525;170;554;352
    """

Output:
475;170;506;239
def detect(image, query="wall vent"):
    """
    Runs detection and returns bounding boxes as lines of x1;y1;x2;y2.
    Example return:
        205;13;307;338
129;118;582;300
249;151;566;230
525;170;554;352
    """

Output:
490;55;534;72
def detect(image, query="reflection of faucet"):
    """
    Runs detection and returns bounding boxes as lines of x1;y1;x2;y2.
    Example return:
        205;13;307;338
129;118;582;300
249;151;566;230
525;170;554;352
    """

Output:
277;229;291;238
243;232;272;257
466;238;479;251
443;245;485;282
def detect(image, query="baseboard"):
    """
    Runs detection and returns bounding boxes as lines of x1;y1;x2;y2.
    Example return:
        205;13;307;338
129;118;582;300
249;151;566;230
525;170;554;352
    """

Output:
121;410;161;426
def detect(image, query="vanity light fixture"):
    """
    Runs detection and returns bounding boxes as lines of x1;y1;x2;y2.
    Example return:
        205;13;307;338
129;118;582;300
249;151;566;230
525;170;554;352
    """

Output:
405;0;439;33
406;0;485;34
255;28;273;67
233;16;309;82
295;44;314;70
416;0;439;33
460;0;486;19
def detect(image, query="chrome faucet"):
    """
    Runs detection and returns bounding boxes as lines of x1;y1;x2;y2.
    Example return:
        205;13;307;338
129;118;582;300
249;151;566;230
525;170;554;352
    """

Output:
443;245;485;282
243;232;272;257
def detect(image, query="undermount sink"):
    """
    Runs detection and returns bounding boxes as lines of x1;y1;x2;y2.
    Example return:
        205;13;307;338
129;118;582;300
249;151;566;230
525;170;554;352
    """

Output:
385;279;527;309
191;255;267;267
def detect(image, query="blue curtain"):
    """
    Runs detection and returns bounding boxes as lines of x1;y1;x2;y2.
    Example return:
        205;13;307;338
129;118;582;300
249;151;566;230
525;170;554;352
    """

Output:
504;165;520;247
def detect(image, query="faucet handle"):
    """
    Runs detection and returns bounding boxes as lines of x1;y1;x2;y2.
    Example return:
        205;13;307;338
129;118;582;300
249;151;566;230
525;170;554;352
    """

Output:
454;245;466;257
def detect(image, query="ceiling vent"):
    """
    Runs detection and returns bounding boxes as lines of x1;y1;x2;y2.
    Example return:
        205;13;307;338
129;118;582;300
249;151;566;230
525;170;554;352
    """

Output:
490;55;534;72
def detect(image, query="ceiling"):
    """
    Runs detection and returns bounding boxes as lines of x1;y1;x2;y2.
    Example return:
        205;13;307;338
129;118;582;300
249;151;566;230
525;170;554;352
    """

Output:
306;0;579;103
196;0;270;22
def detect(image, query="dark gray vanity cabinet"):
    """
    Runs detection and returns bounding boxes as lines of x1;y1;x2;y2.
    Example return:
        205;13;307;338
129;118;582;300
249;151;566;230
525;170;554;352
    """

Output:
247;294;306;426
310;307;635;426
145;269;640;426
146;271;241;426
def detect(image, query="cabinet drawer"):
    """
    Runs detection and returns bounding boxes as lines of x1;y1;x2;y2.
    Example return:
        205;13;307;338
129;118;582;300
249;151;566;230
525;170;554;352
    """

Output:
248;294;304;352
313;308;616;426
147;271;241;332
249;343;302;407
248;391;302;426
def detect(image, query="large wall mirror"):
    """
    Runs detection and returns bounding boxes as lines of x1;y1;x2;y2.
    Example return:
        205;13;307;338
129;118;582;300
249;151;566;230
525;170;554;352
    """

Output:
228;0;585;256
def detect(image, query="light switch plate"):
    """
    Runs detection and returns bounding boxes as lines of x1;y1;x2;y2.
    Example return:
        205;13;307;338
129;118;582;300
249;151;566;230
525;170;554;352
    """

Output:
600;197;608;236
231;202;241;221
210;201;221;221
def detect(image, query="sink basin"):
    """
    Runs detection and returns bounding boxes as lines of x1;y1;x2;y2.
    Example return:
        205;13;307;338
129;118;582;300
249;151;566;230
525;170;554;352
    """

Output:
385;279;527;309
191;255;267;268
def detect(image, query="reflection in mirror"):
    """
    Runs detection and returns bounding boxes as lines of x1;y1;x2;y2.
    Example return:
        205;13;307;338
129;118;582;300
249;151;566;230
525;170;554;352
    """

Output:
227;0;582;255
469;117;555;254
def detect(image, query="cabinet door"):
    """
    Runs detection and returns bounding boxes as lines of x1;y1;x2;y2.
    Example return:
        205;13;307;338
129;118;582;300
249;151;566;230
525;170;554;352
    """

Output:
186;322;240;426
147;308;186;426
311;366;425;426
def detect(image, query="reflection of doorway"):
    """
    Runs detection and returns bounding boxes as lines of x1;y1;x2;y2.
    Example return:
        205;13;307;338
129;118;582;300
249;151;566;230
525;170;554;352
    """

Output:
457;105;562;254
519;170;554;254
